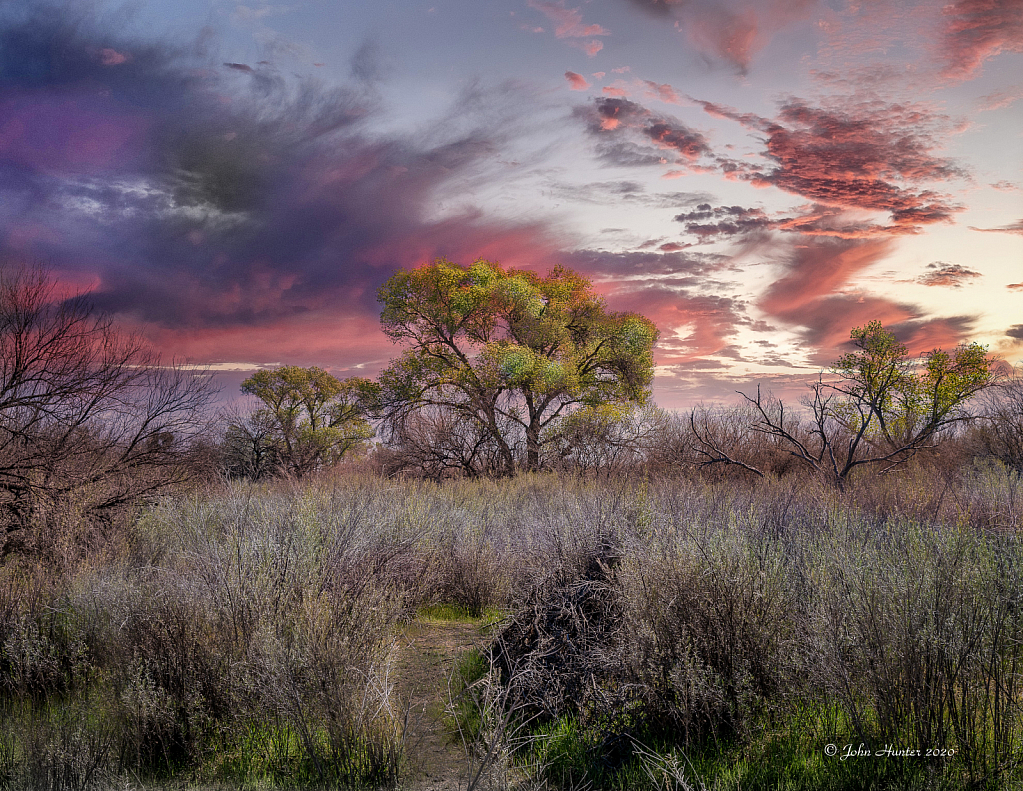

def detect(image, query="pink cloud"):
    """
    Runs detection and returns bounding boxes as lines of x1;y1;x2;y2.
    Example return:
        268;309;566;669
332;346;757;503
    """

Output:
761;237;895;320
977;86;1023;112
99;48;128;65
0;95;149;174
640;80;682;104
692;97;966;230
614;286;744;363
527;0;610;38
602;86;628;97
1008;283;1023;291
565;71;591;90
627;0;816;72
585;96;711;160
940;0;1023;82
686;5;760;73
758;235;975;361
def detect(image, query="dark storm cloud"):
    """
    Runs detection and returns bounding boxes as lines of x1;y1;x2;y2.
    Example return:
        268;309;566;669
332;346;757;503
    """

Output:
1007;325;1023;341
0;5;558;362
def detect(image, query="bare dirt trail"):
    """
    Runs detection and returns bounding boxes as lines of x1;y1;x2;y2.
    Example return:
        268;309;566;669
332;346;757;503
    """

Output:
393;618;485;791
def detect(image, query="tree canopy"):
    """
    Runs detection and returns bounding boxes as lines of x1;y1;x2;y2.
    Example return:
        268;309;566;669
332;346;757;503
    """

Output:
377;258;658;472
239;366;379;478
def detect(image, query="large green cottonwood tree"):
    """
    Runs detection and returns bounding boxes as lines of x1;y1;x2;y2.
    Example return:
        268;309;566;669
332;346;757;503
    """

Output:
240;366;379;478
378;259;658;473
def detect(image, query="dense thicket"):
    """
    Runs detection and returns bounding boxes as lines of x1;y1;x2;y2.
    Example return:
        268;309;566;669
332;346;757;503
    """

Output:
2;470;1022;789
0;264;217;563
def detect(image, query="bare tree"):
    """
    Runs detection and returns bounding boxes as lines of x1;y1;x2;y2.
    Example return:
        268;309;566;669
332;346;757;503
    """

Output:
974;365;1023;474
690;322;994;487
0;263;219;556
219;400;284;480
546;404;669;475
378;405;517;479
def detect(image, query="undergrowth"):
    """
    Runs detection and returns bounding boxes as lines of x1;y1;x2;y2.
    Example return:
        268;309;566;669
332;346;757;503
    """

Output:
2;465;1022;789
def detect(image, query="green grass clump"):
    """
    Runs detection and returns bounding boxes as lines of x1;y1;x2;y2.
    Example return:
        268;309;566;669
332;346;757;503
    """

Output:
417;603;504;626
446;649;491;744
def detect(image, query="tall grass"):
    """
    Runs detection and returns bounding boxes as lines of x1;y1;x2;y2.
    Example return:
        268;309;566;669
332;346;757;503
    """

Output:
1;464;1022;789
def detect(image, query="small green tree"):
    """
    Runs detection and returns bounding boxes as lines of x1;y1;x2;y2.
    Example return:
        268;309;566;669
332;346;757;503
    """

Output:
239;366;380;478
378;258;658;473
691;321;994;485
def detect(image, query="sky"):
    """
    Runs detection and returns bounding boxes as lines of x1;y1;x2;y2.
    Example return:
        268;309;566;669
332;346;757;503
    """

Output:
0;0;1020;407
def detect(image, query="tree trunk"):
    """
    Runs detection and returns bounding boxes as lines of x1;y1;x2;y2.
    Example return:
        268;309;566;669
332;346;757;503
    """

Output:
526;422;541;472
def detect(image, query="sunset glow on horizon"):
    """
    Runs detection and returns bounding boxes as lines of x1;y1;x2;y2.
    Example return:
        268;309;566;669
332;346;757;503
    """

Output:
1;0;1020;407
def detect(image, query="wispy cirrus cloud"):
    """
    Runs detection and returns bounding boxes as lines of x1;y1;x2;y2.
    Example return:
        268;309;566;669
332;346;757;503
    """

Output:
970;219;1023;236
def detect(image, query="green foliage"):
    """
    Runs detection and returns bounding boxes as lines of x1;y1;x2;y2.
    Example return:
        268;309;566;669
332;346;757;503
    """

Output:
832;320;993;447
378;258;658;472
238;366;380;478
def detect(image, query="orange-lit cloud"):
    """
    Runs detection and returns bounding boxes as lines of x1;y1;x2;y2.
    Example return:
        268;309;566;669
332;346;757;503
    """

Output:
690;97;966;230
580;96;711;163
640;80;682;104
528;0;610;37
528;0;609;55
623;0;816;73
565;71;591;90
939;0;1023;83
758;235;975;361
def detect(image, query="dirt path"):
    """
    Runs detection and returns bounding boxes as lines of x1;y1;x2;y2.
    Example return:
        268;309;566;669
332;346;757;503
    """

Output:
393;618;485;791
